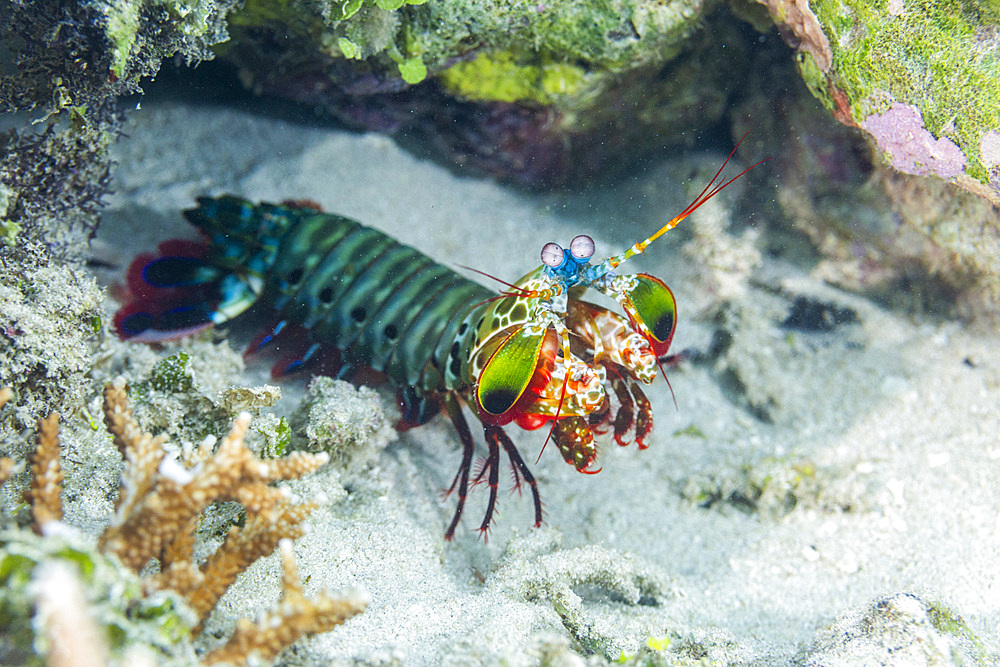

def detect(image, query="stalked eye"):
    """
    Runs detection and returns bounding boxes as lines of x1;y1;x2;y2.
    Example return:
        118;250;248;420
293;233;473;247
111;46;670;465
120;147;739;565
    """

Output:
570;235;595;260
541;242;564;267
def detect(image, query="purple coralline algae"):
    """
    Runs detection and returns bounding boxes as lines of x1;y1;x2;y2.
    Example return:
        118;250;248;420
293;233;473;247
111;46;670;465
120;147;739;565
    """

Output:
981;130;1000;188
861;103;967;180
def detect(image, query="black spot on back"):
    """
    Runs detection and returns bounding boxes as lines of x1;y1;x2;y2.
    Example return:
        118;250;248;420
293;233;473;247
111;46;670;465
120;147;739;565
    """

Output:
482;389;517;415
654;314;673;341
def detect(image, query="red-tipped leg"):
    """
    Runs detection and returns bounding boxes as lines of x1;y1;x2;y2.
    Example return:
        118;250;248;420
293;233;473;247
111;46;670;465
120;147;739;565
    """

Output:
608;371;635;447
630;379;653;449
489;425;543;529
443;394;476;540
442;397;544;539
477;428;502;540
598;362;656;450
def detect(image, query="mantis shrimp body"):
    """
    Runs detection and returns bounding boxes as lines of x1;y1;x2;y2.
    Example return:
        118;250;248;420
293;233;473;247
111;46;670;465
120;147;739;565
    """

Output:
115;139;760;539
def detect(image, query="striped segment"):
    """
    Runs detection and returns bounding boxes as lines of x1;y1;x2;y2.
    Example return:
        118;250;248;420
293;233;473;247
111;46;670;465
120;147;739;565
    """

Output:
201;198;496;392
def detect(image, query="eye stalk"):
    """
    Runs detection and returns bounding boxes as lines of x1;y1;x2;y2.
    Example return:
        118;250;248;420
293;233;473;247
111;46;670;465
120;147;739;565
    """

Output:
541;242;564;268
541;236;595;282
569;235;594;260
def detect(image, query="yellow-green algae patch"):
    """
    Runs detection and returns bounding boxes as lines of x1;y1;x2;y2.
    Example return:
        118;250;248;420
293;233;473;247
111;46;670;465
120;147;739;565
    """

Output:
439;52;587;104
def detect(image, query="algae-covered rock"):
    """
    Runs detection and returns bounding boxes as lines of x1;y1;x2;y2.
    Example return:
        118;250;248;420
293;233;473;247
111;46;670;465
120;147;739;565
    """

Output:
1;0;240;115
219;0;750;187
730;37;1000;321
755;0;1000;206
0;265;103;429
289;376;395;472
801;592;992;666
0;122;115;262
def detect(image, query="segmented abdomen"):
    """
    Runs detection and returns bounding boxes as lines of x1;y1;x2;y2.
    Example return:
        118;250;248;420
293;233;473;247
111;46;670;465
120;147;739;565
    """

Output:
192;197;494;394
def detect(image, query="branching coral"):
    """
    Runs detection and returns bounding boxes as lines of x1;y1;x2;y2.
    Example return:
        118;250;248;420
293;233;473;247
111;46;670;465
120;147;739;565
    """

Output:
28;412;64;533
98;379;345;624
1;380;367;664
202;538;368;665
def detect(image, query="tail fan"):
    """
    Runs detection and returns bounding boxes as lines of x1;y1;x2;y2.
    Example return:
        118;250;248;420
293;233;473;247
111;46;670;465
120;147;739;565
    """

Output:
113;195;295;342
114;238;252;342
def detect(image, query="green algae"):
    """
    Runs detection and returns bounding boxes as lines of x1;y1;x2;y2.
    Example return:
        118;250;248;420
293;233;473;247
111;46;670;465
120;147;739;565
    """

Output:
0;529;197;665
140;352;195;396
104;2;142;80
438;51;587;104
810;0;1000;184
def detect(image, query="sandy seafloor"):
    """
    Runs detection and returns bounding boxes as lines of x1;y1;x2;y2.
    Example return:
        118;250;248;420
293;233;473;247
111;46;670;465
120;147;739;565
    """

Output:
78;94;1000;665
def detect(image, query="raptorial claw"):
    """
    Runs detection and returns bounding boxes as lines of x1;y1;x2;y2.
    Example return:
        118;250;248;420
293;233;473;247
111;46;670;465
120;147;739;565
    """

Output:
630;378;653;449
552;416;599;473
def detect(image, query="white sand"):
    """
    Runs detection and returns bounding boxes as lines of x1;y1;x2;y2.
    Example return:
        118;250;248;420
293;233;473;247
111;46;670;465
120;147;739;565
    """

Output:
95;99;1000;665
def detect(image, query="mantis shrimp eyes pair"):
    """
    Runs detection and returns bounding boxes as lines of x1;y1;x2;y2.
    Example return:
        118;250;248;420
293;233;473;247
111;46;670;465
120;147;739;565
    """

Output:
115;135;763;539
540;235;597;268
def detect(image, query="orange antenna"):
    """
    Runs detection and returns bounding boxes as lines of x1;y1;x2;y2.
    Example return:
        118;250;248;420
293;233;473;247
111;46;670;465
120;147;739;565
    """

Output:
600;133;768;273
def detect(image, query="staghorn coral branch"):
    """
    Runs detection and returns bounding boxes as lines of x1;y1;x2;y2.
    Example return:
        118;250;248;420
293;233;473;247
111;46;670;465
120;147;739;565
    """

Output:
11;380;363;662
160;514;199;570
262;451;337;480
201;539;367;665
99;381;327;571
103;379;158;457
187;501;319;626
233;483;289;516
0;456;14;486
30;412;64;533
101;378;168;522
0;389;11;484
149;560;203;605
98;379;332;624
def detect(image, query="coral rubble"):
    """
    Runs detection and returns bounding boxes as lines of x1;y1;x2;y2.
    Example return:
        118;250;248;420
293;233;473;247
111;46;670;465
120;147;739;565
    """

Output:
803;593;989;665
289;376;395;471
